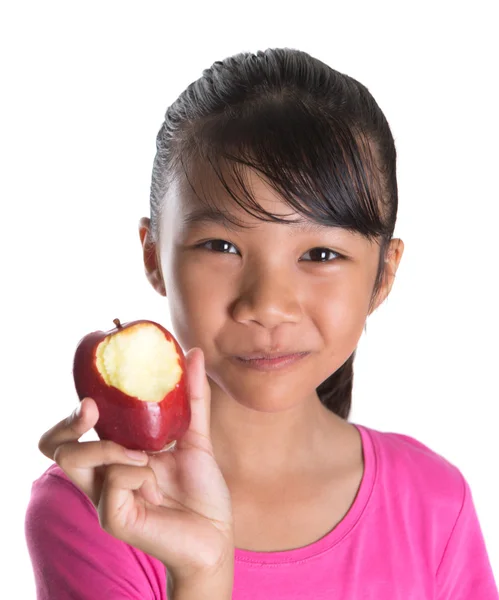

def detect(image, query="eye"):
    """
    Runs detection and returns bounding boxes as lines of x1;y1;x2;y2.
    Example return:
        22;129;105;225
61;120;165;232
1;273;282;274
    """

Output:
199;239;239;254
301;247;342;262
197;241;342;262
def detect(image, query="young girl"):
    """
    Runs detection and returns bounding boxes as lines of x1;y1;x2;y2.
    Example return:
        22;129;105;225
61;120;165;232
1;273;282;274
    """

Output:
25;48;498;599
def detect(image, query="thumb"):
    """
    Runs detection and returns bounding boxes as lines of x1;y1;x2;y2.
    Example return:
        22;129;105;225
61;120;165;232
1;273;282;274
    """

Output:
184;347;212;442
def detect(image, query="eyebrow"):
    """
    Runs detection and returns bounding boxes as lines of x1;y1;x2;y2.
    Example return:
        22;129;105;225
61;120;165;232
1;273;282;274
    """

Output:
182;207;338;235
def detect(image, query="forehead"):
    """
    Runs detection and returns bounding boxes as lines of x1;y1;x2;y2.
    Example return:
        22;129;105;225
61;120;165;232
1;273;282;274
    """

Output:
173;162;295;221
166;162;358;238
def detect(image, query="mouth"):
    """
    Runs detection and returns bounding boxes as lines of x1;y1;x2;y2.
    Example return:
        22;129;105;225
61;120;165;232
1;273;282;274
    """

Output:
231;352;311;372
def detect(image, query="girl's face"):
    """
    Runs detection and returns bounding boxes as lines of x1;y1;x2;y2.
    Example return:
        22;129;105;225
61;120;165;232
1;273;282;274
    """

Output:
147;165;399;413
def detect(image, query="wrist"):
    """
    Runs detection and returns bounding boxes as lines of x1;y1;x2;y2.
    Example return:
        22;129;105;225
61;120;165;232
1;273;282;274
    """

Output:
167;569;234;600
166;553;234;600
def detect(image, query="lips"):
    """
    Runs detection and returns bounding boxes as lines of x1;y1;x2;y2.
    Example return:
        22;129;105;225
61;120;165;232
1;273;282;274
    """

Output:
232;352;311;372
235;351;308;360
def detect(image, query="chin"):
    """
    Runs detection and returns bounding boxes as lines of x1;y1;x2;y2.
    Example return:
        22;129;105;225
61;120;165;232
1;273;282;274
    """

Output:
213;376;315;413
233;395;299;413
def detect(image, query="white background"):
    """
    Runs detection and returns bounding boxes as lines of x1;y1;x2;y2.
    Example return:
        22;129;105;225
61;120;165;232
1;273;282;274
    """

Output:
1;0;498;595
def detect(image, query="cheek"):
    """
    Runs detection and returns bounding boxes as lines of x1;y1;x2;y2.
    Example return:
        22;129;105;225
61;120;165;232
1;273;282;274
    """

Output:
309;274;371;339
174;253;219;295
166;253;231;349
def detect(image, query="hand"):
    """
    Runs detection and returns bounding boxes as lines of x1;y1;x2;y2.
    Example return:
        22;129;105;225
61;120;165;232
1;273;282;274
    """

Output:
38;347;234;584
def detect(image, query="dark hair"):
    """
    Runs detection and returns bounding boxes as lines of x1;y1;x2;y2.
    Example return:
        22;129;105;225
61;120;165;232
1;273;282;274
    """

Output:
148;48;398;420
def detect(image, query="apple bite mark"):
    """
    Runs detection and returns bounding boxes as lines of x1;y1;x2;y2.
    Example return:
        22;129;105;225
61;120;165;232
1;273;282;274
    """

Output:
96;320;182;403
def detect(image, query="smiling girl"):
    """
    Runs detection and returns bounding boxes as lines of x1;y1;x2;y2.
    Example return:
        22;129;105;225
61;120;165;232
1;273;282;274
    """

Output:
26;48;498;599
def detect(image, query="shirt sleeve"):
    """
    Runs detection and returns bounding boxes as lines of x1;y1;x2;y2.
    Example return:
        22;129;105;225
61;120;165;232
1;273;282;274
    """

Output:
436;473;499;599
25;467;166;600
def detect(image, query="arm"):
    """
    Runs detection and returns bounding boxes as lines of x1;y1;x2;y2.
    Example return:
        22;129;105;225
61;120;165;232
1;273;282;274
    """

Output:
436;474;498;599
25;466;165;600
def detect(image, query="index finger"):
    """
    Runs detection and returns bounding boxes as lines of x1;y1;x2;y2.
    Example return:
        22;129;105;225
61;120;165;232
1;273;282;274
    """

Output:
38;396;99;460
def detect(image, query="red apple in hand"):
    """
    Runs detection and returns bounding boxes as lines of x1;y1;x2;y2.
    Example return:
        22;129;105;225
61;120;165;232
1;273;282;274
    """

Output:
72;318;191;452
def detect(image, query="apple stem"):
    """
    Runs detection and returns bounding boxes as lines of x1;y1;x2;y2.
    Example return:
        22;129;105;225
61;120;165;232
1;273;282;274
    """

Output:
113;318;122;329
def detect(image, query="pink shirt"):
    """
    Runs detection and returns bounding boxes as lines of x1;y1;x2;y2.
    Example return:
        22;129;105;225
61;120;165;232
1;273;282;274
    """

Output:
25;424;498;599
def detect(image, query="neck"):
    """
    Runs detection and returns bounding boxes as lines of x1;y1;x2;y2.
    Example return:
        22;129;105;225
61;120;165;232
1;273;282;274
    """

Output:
209;383;347;484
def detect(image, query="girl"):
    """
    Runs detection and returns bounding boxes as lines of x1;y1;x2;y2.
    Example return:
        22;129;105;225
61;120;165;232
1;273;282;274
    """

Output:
25;48;498;599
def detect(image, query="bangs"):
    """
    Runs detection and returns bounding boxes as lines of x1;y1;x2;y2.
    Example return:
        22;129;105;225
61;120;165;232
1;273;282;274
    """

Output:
173;96;390;244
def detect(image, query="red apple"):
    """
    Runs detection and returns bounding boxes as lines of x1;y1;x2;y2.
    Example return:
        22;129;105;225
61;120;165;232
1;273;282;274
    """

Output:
72;318;190;452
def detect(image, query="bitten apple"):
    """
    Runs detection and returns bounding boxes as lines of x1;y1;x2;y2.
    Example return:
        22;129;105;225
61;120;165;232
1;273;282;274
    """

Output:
72;318;191;452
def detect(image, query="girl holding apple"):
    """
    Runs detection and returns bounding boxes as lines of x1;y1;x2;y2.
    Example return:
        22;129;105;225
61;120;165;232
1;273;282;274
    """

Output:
26;48;498;599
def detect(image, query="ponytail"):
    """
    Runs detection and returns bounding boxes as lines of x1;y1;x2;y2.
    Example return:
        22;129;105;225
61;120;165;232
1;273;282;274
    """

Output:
316;352;356;420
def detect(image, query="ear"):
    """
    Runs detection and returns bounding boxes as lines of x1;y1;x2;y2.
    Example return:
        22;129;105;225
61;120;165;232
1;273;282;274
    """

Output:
138;217;166;297
369;238;405;314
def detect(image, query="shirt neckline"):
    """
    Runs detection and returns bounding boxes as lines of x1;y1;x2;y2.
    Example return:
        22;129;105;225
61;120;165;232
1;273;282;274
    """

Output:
234;423;377;565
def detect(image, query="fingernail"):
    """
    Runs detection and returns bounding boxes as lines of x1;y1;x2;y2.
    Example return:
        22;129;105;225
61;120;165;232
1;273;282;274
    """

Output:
72;403;82;419
124;448;148;462
147;440;177;455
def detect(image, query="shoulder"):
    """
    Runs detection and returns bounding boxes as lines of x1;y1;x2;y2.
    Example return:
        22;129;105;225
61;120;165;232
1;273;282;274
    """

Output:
358;425;474;570
31;461;94;496
361;424;466;513
26;462;106;533
366;425;464;483
25;462;123;555
27;462;97;523
25;462;148;560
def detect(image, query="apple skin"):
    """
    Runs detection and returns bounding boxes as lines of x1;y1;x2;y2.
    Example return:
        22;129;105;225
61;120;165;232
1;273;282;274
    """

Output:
72;319;191;452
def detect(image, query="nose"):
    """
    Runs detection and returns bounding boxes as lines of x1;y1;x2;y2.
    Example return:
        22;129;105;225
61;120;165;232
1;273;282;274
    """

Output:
231;265;302;329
